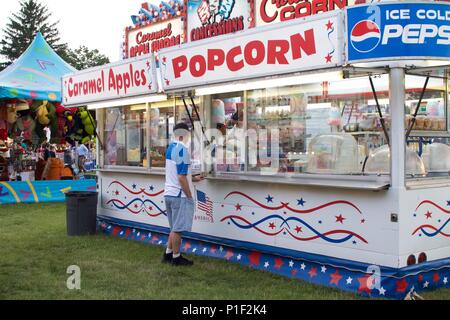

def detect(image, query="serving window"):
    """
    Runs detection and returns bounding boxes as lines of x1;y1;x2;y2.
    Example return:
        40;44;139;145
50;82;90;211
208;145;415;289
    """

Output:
207;74;391;178
101;98;204;172
104;104;147;167
405;72;450;181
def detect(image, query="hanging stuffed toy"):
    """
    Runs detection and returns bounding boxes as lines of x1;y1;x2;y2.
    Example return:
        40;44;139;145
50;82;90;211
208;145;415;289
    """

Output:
55;103;67;144
0;104;8;141
78;108;96;144
6;102;18;125
30;100;50;125
47;102;59;144
30;101;51;144
16;115;36;141
63;107;79;145
13;100;35;140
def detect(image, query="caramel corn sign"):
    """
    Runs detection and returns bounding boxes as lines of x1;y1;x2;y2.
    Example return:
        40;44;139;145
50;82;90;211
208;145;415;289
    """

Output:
160;13;342;91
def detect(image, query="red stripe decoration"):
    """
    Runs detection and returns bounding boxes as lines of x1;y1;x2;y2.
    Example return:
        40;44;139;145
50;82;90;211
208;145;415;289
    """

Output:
225;191;362;215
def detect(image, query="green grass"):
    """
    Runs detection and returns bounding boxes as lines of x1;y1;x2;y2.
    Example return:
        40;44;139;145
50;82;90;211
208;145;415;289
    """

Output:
0;203;449;300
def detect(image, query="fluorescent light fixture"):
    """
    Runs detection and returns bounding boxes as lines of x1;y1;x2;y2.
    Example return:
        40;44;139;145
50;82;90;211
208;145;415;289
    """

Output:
87;95;167;110
368;99;389;105
307;103;332;110
328;74;389;94
195;71;343;96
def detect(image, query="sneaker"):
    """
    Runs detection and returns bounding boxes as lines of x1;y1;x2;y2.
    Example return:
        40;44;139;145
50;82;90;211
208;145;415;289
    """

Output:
162;252;173;264
172;255;194;267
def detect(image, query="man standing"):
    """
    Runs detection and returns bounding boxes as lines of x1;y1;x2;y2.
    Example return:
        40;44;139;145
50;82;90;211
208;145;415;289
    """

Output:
163;123;203;266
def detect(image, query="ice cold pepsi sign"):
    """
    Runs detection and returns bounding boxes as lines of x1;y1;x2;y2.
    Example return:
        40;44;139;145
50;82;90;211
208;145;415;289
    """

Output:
347;2;450;62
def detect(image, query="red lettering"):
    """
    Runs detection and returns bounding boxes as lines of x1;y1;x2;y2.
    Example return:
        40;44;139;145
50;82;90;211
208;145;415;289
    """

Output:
190;55;207;78
226;46;244;72
280;7;295;21
141;70;147;85
290;29;316;60
208;49;225;71
296;3;311;18
108;69;116;92
312;0;328;14
260;0;278;23
244;41;266;66
116;73;123;95
172;56;188;79
267;40;290;64
123;72;130;94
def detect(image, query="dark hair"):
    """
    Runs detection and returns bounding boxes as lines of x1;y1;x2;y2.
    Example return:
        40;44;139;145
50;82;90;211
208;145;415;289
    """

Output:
231;112;239;121
173;123;190;133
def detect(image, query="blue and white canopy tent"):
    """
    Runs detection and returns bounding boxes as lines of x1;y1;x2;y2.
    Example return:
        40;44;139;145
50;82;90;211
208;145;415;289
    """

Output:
0;32;75;102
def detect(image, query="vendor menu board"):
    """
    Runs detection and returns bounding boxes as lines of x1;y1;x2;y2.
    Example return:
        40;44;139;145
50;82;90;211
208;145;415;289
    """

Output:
160;12;342;91
62;55;157;107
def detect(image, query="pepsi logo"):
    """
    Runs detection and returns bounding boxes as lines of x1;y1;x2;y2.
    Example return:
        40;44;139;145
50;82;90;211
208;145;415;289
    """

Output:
350;20;381;53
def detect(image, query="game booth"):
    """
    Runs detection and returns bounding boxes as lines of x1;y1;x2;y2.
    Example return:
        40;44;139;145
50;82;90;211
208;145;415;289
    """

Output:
0;32;96;204
63;1;450;298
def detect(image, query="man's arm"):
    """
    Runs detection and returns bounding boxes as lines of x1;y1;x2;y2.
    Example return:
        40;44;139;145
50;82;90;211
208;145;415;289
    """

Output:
178;175;193;199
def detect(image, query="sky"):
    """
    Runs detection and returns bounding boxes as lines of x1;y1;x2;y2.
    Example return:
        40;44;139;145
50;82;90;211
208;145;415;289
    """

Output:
0;0;152;62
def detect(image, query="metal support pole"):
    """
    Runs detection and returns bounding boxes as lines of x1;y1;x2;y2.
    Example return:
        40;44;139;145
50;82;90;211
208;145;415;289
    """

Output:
369;76;391;147
390;68;406;191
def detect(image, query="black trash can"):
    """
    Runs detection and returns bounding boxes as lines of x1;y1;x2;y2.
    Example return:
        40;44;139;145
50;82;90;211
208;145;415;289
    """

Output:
66;191;98;236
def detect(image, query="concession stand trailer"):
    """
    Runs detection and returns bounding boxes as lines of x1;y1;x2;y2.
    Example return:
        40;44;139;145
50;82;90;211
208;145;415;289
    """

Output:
63;1;450;298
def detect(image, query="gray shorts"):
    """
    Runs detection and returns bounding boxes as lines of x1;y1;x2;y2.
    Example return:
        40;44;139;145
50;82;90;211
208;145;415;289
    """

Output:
165;196;195;233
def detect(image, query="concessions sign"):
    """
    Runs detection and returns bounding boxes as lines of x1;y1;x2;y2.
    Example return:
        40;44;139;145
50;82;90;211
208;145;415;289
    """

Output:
187;0;253;42
62;55;157;107
160;13;342;91
125;17;185;59
347;2;450;62
256;0;359;26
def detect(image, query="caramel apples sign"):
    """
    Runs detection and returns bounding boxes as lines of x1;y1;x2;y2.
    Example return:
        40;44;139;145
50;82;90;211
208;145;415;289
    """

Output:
62;55;157;107
160;13;341;90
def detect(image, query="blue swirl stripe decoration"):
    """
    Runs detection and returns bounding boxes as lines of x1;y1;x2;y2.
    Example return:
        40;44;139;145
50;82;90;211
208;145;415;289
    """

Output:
221;214;368;244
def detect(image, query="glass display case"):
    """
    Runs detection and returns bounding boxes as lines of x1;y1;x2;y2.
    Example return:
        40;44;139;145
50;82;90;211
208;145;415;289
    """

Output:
209;74;391;177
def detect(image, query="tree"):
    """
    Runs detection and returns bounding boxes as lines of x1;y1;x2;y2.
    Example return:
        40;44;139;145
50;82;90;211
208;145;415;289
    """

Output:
64;46;110;71
0;0;68;70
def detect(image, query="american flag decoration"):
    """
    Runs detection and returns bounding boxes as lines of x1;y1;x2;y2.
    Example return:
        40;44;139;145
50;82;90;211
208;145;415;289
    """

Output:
197;190;214;222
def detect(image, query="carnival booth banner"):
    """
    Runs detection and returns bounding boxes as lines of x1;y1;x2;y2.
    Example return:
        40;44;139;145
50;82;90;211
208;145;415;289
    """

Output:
187;0;253;42
255;0;360;26
160;12;342;91
62;55;157;107
347;2;450;63
0;180;96;205
125;17;185;59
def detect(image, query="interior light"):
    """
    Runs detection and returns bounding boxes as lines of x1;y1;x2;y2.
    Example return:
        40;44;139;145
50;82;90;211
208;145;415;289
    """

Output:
195;71;343;96
87;95;167;110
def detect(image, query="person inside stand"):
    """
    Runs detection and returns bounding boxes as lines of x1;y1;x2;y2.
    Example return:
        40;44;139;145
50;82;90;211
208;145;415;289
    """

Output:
77;142;89;173
162;123;204;266
226;110;245;170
